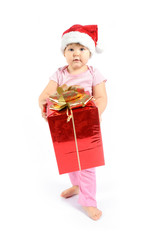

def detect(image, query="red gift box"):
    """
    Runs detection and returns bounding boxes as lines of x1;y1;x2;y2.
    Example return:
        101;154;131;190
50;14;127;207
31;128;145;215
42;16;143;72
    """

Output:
47;100;105;174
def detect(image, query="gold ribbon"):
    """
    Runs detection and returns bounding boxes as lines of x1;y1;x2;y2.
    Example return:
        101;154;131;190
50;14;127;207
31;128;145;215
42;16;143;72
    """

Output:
70;109;81;171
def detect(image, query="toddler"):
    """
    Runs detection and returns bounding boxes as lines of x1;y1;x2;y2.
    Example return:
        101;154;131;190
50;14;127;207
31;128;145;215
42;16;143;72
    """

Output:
39;24;108;220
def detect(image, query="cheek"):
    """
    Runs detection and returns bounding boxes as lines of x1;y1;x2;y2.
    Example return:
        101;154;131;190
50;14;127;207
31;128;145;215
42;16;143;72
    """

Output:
64;54;71;62
83;53;90;61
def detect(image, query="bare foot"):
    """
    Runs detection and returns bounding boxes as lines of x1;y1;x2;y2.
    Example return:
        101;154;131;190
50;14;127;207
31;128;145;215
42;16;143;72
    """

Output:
83;206;102;220
61;185;79;198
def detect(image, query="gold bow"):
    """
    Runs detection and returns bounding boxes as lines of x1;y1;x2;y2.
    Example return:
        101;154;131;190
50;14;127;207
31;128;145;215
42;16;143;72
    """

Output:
49;84;93;111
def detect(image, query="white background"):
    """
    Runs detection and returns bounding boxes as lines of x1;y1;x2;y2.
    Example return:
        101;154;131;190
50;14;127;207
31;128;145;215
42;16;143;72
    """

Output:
0;0;159;239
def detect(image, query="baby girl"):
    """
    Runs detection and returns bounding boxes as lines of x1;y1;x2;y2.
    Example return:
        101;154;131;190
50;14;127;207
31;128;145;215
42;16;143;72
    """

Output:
39;24;107;220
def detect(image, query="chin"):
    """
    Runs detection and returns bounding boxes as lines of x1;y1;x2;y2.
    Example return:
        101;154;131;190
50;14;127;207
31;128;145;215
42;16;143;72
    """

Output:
72;63;82;68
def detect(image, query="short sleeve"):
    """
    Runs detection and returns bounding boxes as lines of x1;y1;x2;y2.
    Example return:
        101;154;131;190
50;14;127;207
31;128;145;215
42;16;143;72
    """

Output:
92;68;107;86
49;68;62;85
49;70;59;84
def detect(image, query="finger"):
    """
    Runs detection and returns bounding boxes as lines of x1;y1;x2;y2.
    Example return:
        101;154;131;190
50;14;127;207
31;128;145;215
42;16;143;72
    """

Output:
41;111;48;122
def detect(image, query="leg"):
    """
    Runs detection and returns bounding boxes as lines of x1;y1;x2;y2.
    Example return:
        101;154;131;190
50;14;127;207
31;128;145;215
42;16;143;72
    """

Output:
69;171;79;186
78;168;97;207
61;171;79;198
78;168;102;220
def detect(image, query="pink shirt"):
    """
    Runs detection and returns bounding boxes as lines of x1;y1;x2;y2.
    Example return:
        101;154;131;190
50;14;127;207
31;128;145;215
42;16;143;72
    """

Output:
49;65;106;96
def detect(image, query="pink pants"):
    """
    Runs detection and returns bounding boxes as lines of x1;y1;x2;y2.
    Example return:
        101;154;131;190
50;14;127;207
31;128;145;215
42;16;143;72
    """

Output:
68;168;97;207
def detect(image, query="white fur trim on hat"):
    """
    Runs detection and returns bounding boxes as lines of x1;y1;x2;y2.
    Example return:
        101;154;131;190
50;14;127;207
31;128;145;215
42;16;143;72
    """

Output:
61;31;96;54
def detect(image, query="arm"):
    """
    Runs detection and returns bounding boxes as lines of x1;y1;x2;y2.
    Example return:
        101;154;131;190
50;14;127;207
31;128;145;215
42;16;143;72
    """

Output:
92;82;108;120
39;80;58;121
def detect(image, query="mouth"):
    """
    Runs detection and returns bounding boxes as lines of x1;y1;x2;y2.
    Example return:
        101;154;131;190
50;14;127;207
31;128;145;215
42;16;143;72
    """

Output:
73;59;80;62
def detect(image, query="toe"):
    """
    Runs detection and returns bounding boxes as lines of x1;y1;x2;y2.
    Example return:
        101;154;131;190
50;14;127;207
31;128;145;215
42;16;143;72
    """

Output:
61;191;66;198
93;211;102;220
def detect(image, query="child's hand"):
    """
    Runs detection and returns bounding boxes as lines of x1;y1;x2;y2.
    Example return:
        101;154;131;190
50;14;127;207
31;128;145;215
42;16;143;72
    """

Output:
39;99;48;122
98;110;102;123
38;80;58;122
99;114;102;123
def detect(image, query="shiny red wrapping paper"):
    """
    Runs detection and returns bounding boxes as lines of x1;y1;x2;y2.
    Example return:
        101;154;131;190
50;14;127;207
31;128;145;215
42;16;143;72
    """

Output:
47;99;105;174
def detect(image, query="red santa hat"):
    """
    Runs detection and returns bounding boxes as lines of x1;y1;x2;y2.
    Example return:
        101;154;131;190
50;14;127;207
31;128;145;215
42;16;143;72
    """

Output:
61;24;103;55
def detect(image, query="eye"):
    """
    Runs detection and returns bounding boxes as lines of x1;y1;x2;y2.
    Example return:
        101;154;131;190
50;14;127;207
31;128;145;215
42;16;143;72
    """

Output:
68;48;74;51
80;48;85;51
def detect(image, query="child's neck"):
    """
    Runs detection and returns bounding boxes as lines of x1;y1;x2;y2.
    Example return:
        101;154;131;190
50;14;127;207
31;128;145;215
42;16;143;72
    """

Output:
67;65;88;75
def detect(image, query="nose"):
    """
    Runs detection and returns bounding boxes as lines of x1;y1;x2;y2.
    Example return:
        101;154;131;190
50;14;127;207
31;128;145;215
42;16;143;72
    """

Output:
73;49;80;56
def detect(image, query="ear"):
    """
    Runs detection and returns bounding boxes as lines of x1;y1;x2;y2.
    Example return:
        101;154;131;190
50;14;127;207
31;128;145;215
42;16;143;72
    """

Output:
63;48;67;57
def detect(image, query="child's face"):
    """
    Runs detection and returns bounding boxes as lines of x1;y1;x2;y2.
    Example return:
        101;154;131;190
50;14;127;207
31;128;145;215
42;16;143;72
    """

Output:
64;43;91;70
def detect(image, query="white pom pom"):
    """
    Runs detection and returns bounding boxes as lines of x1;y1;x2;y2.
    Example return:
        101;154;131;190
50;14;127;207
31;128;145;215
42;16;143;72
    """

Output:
96;43;104;53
